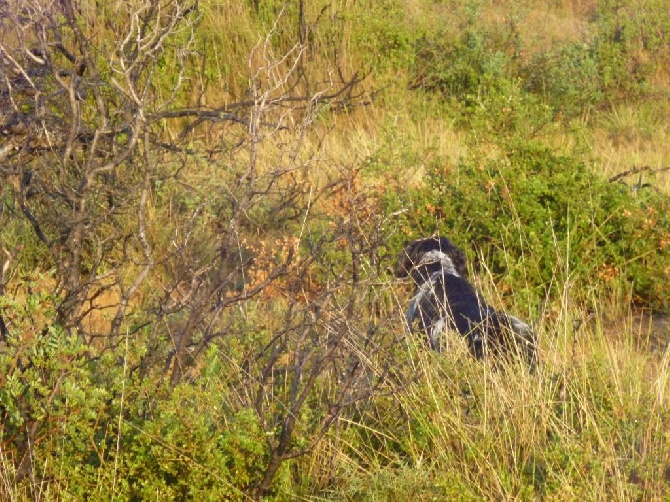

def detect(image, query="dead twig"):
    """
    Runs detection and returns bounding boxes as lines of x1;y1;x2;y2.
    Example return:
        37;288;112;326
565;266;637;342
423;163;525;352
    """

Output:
608;165;670;184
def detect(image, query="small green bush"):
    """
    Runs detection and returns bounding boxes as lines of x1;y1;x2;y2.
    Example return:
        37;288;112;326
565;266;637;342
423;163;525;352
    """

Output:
0;298;274;499
522;42;603;118
592;0;670;95
409;17;560;138
408;0;670;126
411;23;518;105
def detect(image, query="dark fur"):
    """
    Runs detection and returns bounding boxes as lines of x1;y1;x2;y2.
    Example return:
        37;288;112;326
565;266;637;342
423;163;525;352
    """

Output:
396;236;537;369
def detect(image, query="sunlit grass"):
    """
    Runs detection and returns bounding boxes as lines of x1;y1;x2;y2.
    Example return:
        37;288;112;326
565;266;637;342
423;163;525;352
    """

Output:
323;267;670;500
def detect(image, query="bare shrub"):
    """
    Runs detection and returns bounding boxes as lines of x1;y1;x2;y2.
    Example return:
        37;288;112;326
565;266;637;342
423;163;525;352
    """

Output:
0;1;396;495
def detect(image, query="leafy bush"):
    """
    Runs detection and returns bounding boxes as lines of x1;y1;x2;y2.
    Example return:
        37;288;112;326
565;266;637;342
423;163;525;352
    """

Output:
411;22;518;105
592;0;670;95
0;320;275;500
522;42;603;117
409;16;560;138
382;142;670;311
345;0;419;75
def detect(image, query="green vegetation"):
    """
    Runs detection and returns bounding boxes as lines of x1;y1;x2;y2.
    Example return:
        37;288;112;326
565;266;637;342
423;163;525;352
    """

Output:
0;0;669;499
383;142;670;311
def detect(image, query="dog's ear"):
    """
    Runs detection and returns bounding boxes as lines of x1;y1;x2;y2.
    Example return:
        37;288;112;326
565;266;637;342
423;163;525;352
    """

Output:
450;246;468;277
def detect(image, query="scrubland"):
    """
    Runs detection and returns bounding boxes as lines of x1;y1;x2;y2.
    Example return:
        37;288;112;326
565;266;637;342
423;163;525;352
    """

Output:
0;0;669;499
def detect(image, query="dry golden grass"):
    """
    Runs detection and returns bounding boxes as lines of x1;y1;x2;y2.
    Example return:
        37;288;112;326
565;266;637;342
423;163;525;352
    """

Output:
590;103;670;193
327;270;670;499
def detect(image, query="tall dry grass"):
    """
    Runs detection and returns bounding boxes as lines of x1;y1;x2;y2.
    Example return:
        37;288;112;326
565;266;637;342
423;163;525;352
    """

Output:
321;262;670;500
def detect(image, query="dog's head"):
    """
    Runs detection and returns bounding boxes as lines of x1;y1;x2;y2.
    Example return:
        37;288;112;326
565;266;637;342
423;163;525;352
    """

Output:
395;236;468;280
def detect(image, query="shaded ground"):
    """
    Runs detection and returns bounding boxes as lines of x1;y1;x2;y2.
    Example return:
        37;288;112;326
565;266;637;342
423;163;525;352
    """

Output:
614;311;670;355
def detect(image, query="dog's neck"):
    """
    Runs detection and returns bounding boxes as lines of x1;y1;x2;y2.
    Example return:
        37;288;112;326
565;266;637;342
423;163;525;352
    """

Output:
410;249;460;284
405;249;462;326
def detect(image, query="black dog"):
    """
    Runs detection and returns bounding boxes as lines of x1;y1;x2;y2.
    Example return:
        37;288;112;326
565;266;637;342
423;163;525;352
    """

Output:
396;236;537;369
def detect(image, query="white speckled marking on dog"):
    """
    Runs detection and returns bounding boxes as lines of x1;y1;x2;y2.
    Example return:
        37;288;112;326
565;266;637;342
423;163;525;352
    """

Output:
415;250;459;276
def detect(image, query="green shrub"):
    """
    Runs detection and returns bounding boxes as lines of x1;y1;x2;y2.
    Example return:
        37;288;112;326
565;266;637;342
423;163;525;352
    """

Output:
522;42;603;118
346;0;419;75
382;142;670;311
411;22;518;105
112;390;268;500
0;294;273;499
408;0;670;127
408;14;560;138
592;0;670;95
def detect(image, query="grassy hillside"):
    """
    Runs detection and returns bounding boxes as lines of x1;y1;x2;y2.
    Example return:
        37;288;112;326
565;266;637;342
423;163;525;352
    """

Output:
0;0;669;499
